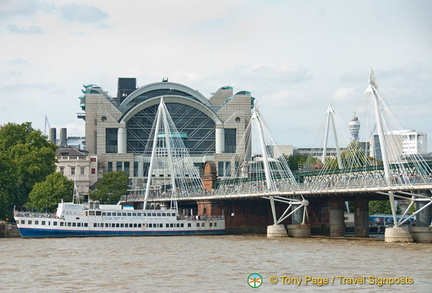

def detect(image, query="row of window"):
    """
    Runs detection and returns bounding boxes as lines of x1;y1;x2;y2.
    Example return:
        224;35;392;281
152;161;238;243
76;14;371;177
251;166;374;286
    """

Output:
99;211;176;217
59;166;96;175
20;220;218;228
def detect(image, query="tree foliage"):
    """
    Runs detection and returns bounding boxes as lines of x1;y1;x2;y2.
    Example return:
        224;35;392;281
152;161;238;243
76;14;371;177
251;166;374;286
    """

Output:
0;122;57;219
90;171;129;204
369;200;395;215
285;154;319;172
26;173;74;212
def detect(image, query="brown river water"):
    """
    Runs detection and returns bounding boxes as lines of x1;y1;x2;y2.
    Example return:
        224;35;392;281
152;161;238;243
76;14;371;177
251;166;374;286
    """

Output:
1;235;431;292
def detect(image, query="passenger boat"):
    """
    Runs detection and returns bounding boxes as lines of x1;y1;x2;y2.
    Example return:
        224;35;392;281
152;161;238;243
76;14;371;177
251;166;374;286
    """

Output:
14;201;225;238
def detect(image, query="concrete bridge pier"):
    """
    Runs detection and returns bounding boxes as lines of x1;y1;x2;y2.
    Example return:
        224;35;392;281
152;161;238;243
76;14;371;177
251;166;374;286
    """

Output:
329;197;345;237
354;197;369;237
410;200;432;243
267;224;288;237
287;206;311;238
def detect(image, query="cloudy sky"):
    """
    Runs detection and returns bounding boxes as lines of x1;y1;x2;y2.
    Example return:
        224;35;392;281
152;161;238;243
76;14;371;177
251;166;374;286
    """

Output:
1;0;431;149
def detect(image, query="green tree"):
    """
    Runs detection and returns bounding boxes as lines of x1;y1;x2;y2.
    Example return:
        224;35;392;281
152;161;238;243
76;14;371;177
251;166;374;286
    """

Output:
369;200;395;215
90;171;129;204
0;122;57;219
26;173;74;212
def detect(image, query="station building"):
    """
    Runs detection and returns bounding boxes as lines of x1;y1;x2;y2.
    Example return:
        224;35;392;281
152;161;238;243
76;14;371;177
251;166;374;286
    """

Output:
77;78;255;182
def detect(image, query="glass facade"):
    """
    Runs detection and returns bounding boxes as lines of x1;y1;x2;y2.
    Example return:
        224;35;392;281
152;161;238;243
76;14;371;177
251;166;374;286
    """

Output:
126;103;215;155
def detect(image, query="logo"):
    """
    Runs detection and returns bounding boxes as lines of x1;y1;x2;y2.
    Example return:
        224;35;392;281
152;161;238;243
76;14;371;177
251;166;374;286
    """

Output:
248;273;263;288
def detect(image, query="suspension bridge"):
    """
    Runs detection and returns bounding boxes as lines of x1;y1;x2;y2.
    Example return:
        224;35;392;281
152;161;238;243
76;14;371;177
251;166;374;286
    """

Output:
121;70;432;242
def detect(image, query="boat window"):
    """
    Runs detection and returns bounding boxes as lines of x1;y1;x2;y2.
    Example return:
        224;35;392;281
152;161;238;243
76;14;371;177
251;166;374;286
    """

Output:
138;223;142;228
122;213;127;216
214;222;217;227
102;212;106;216
130;223;134;227
152;213;156;217
134;223;137;228
93;223;97;227
84;223;88;227
196;223;199;227
181;223;184;227
41;221;46;225
89;211;95;216
77;223;81;227
156;213;161;217
28;220;32;225
21;220;25;224
188;223;191;227
96;211;101;216
137;213;141;217
53;222;57;226
68;222;72;227
169;223;173;227
201;223;205;227
116;223;120;228
121;223;124;228
107;212;112;216
117;212;122;216
35;220;39;225
176;223;180;227
171;213;176;216
60;222;64;226
72;222;76;227
132;213;137;216
148;223;152;228
162;213;166;216
127;213;131;217
166;223;169;228
209;223;213;227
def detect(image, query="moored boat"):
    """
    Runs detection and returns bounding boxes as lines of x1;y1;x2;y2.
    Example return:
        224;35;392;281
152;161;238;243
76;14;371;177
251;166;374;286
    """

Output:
14;201;225;238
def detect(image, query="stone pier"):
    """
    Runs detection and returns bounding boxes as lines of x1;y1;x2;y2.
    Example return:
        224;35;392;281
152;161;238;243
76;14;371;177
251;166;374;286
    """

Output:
329;197;345;237
354;197;369;237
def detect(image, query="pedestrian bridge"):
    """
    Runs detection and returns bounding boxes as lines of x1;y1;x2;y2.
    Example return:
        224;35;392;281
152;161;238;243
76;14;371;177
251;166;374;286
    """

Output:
122;70;432;232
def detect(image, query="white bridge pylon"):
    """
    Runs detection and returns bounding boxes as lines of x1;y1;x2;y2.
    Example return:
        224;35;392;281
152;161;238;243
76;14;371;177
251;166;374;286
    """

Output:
214;104;308;225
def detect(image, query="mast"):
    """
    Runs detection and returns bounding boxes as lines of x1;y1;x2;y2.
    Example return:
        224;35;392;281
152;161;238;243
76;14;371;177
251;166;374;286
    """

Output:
143;98;164;209
365;69;398;225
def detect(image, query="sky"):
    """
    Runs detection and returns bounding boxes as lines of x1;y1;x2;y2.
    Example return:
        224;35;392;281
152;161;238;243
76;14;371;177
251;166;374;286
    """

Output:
1;0;431;150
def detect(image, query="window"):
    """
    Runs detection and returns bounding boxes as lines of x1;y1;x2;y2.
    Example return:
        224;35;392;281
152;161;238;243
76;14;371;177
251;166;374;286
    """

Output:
21;220;25;224
60;167;64;175
53;222;57;226
28;220;32;225
90;157;96;162
84;223;88;227
67;222;71;227
80;167;85;175
93;223;97;227
196;223;199;227
77;223;81;227
224;128;237;153
72;222;76;227
108;162;113;172
71;167;75;175
116;161;122;171
60;222;64;226
188;223;191;227
106;128;118;153
91;168;96;175
210;223;213;227
201;223;205;227
41;221;46;225
35;220;39;225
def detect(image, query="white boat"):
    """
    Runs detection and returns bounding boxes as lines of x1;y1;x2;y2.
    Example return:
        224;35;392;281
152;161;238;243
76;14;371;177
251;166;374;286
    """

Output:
14;201;225;238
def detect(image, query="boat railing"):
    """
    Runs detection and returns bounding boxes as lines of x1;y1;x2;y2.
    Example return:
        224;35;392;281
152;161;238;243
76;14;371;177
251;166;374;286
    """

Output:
178;215;225;221
14;212;57;219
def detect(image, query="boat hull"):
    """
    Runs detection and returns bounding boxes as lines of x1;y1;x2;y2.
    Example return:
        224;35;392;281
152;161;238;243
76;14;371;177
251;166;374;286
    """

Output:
17;227;225;238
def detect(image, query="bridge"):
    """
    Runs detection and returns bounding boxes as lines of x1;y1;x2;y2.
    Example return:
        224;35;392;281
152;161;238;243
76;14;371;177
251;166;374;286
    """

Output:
121;70;432;242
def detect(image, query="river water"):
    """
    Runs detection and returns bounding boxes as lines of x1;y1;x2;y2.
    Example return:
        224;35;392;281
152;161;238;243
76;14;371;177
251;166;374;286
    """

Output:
1;235;431;292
